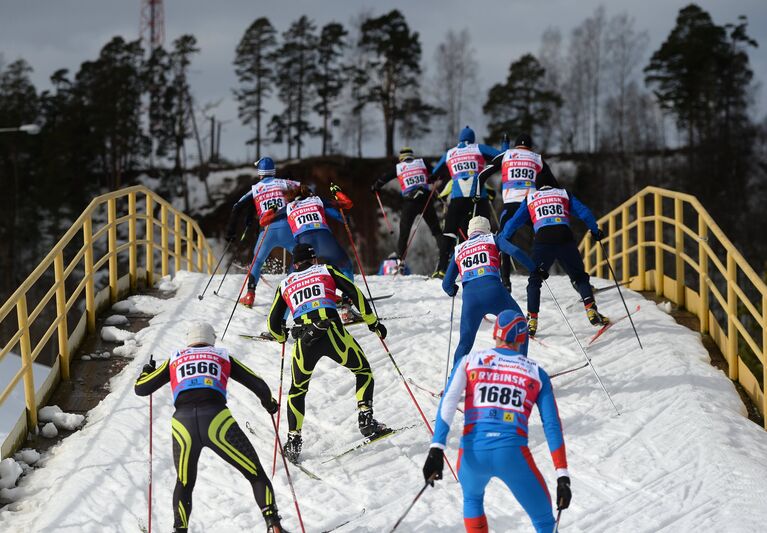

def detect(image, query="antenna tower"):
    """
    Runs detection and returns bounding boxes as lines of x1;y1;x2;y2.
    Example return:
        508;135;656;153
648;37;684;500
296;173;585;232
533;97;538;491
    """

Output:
140;0;165;50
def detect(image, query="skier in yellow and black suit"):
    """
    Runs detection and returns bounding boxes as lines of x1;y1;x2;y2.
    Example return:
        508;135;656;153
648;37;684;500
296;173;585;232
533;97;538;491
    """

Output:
134;321;289;533
267;242;389;463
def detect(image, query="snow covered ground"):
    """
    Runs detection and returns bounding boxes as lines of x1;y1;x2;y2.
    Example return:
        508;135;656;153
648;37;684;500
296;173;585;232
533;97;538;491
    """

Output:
1;272;766;532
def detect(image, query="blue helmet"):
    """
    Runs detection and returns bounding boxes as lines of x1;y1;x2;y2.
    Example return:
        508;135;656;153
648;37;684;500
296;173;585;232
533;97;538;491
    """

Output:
255;157;276;176
458;126;475;144
493;310;528;345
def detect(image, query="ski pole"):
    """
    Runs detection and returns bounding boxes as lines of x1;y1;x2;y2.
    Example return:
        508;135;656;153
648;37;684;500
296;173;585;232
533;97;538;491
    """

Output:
376;336;457;481
553;509;563;533
213;225;250;296
543;280;621;416
375;191;395;235
389;478;434;532
444;295;456;389
221;224;272;339
270;413;306;533
272;342;286;476
401;185;439;264
597;240;643;350
197;239;233;300
147;354;154;533
331;183;379;318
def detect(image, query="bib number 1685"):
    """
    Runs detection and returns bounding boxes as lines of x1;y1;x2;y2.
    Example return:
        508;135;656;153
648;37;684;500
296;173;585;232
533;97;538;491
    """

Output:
476;384;523;407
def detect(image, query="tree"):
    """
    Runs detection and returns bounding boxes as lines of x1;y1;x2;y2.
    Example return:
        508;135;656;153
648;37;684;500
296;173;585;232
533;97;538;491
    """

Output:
483;54;562;146
144;45;175;161
233;17;277;160
431;28;478;149
339;10;374;158
273;16;317;159
313;22;347;156
537;27;564;151
397;96;441;145
359;10;422;156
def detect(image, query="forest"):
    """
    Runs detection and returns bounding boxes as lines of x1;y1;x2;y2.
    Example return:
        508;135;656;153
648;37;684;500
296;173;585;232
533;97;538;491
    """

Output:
0;3;765;306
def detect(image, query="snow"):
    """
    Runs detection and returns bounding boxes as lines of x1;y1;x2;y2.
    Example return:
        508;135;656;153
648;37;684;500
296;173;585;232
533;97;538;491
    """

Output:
37;406;62;423
1;272;766;532
51;412;85;431
658;300;673;313
100;327;134;343
0;459;22;490
40;423;57;439
13;450;39;466
103;315;129;326
0;355;50;446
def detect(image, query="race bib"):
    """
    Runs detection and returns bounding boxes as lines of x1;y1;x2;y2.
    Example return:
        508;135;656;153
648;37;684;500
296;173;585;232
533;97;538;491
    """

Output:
396;159;429;196
455;234;500;282
169;347;231;401
252;179;298;217
287;197;330;235
280;264;338;318
527;189;570;231
501;150;541;204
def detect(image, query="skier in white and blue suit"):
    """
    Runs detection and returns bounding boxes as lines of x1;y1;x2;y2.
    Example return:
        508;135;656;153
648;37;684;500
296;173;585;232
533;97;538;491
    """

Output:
422;310;572;533
442;215;545;366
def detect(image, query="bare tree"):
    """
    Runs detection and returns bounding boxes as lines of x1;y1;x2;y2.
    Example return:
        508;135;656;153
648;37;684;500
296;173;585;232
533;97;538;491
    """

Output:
537;27;563;151
339;10;374;157
559;25;590;153
431;28;478;149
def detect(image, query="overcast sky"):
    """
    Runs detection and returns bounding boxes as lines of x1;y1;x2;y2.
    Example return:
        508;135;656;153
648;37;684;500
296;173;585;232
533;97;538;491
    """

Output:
1;0;766;162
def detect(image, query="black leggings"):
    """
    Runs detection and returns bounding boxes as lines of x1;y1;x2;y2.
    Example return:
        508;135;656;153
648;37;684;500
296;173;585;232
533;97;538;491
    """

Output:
437;197;492;272
171;403;277;529
398;193;441;257
288;321;374;432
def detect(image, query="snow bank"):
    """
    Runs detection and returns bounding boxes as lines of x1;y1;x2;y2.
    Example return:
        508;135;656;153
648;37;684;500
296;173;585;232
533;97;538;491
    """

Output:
40;423;57;439
14;449;40;465
103;315;129;326
52;412;85;431
0;459;22;489
100;327;134;343
38;405;62;423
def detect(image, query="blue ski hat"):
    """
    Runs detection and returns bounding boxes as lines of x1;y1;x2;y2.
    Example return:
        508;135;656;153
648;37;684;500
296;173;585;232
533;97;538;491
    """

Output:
255;157;276;176
458;126;475;144
493;310;528;345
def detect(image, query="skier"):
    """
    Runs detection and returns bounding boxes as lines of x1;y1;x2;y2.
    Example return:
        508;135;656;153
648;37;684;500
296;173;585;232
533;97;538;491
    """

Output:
500;183;608;336
422;310;572;533
261;184;355;281
370;147;441;267
443;215;541;365
225;157;300;307
430;126;501;278
477;133;560;291
377;252;411;275
134;321;288;533
266;243;389;463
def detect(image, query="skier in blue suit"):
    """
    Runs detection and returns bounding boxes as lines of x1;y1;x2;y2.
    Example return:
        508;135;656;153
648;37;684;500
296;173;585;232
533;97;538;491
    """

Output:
422;310;572;533
442;216;544;365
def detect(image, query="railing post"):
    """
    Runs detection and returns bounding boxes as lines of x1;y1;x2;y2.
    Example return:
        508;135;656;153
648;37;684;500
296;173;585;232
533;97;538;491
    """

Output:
54;252;70;381
726;252;738;380
698;214;709;334
83;216;96;332
108;198;118;303
16;295;38;432
596;232;604;279
186;219;193;271
674;198;685;307
607;215;616;280
207;248;214;274
161;203;169;277
128;192;137;291
584;236;592;273
637;194;646;290
621;206;629;283
174;212;182;274
762;292;767;430
196;232;204;272
146;195;155;287
654;193;664;297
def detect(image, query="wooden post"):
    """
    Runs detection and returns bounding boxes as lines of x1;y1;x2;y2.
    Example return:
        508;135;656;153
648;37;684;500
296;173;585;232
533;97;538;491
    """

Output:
16;295;38;431
83;217;96;332
608;215;616;280
108;198;118;303
674;198;685;307
698;214;709;334
54;252;70;381
128;192;137;291
762;292;767;429
654;193;664;297
146;195;155;286
197;232;204;272
161;204;169;278
637;194;646;291
174;212;182;274
186;219;193;271
621;206;630;282
726;252;738;380
596;232;604;279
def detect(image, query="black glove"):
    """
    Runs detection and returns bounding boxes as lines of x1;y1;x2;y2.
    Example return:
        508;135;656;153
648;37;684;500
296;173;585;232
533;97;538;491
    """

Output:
262;396;279;415
329;182;342;198
142;357;156;374
371;182;381;193
591;228;605;241
471;195;482;204
446;284;458;297
535;265;549;280
368;320;387;339
225;232;236;243
556;476;571;510
422;447;444;485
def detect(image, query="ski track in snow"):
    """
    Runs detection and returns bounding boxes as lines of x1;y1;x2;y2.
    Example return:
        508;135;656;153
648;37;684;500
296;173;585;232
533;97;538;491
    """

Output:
1;272;766;532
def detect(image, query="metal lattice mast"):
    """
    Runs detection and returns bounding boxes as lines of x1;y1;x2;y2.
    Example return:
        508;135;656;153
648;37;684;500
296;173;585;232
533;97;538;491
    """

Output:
140;0;165;50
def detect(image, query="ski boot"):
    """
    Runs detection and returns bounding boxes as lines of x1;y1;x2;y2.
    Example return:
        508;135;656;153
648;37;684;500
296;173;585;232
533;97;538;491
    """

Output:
586;305;609;326
283;431;302;463
430;270;445;280
264;506;291;533
358;402;390;438
239;290;255;308
526;313;538;338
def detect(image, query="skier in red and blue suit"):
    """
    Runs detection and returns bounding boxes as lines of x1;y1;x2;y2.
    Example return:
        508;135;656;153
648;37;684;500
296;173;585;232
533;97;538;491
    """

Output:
500;183;608;336
226;157;300;307
422;310;572;533
443;215;544;365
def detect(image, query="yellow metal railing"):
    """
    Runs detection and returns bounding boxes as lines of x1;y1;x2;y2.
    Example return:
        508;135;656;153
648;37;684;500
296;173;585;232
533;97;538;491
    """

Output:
580;186;766;427
0;185;215;457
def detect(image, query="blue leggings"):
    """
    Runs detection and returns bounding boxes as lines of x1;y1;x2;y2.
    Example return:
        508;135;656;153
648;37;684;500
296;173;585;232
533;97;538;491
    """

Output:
297;229;354;281
459;446;555;533
454;276;525;365
527;241;592;314
249;220;296;287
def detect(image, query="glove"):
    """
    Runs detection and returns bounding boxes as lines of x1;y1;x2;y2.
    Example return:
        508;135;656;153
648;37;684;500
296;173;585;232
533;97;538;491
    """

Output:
142;357;156;374
262;396;279;415
259;208;277;227
371;182;381;193
556;476;571;509
535;265;549;280
446;284;458;297
422;447;444;485
471;195;482;204
368;320;387;339
335;191;354;210
225;232;236;243
591;228;605;241
276;322;288;344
